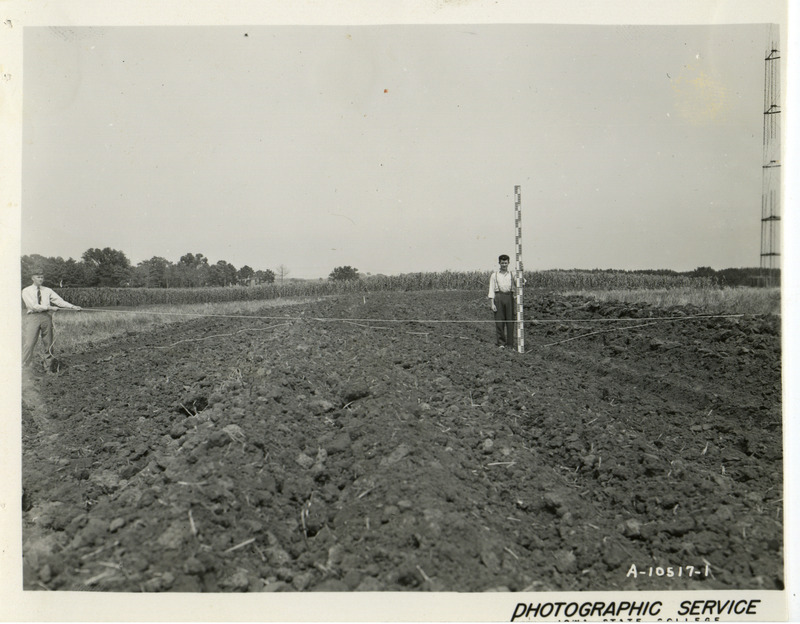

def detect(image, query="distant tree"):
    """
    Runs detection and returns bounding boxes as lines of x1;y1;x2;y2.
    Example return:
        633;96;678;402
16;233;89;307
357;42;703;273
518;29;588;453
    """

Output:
237;265;255;284
42;257;67;286
329;265;360;281
130;263;146;287
275;264;290;286
133;256;172;288
690;266;716;279
207;263;221;286
179;252;207;266
255;269;275;284
62;258;92;287
82;247;132;287
224;262;238;285
209;260;238;286
176;252;210;287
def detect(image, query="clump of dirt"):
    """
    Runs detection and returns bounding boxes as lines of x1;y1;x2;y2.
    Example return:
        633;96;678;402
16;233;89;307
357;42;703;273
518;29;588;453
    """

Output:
21;291;782;592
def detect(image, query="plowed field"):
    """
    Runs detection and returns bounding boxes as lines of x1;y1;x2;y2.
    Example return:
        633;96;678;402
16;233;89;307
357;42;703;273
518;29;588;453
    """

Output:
20;290;783;592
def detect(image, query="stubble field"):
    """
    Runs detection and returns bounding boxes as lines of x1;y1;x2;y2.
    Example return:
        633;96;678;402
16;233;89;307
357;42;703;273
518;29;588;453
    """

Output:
20;290;783;592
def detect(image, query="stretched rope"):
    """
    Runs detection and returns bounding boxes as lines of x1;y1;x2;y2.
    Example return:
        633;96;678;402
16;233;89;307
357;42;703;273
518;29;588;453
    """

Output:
79;307;746;325
63;307;752;353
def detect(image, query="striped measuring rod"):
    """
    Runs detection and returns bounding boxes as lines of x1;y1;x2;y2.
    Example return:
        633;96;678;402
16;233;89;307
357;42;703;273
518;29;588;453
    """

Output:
514;185;524;353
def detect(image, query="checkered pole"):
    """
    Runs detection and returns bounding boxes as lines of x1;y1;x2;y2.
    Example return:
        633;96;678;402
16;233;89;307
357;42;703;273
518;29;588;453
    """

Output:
514;185;524;354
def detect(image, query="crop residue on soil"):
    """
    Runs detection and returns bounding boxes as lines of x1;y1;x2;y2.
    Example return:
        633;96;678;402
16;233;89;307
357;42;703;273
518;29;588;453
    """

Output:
21;291;782;592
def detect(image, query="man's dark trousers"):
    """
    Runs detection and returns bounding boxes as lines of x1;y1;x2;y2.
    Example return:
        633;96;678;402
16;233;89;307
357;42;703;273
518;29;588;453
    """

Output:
494;292;515;348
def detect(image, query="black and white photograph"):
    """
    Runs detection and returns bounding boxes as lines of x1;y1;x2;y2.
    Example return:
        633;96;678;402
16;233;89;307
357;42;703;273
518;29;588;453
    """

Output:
0;1;794;621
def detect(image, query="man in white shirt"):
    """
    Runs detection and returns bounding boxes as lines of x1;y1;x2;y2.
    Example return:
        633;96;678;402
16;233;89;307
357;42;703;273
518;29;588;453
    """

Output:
487;254;516;349
21;267;82;370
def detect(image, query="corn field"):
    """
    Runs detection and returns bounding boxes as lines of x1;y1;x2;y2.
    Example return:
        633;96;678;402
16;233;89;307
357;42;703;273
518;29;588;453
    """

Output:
53;270;717;308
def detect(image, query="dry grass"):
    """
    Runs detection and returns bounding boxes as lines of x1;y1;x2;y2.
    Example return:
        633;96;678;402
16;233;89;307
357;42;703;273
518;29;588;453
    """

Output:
567;287;781;316
33;297;319;355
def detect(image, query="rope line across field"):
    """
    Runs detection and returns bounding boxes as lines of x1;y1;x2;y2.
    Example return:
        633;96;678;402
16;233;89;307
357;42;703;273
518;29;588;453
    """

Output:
58;307;753;353
78;308;746;324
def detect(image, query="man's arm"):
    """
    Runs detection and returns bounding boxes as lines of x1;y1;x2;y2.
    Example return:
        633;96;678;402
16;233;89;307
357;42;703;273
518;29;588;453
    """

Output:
45;289;82;311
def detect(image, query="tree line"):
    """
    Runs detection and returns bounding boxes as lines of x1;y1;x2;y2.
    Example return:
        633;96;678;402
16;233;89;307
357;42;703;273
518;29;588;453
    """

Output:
21;249;277;289
21;248;364;289
22;248;775;290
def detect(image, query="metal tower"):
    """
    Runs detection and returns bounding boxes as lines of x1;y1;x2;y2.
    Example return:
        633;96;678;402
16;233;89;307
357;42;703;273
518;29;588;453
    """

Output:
760;26;781;285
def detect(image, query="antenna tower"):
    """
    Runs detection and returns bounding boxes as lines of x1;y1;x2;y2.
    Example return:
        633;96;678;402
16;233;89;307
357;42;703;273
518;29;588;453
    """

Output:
760;25;781;286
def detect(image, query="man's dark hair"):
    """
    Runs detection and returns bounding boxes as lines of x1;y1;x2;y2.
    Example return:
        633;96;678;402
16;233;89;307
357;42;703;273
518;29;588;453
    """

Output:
498;254;510;262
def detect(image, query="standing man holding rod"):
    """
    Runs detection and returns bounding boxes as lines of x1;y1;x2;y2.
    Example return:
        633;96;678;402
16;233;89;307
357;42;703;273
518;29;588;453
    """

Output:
21;265;82;372
488;254;515;349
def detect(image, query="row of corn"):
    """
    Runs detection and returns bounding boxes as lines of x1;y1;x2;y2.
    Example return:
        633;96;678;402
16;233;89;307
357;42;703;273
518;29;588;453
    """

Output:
55;270;716;308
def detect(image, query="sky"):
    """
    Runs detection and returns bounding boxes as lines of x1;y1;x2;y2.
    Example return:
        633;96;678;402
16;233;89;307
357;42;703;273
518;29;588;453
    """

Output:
21;22;780;279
